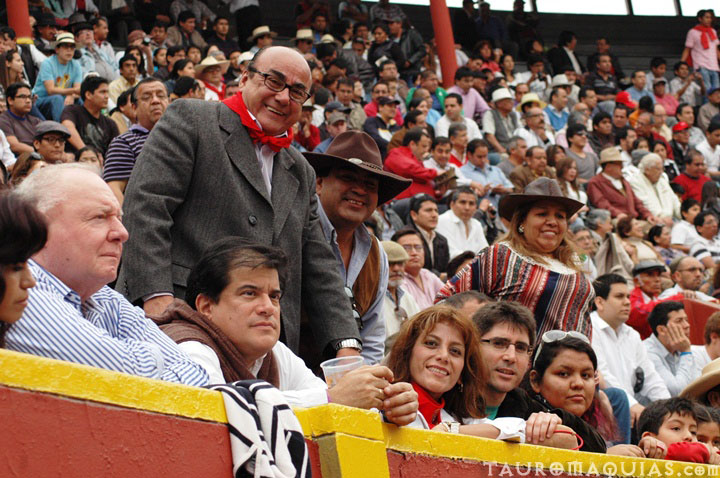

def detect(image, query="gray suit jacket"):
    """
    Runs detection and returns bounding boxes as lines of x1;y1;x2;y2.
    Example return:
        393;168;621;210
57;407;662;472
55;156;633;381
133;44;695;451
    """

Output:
117;99;359;354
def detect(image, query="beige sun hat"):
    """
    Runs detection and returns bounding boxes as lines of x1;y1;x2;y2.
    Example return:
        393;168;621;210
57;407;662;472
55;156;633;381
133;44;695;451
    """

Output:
293;28;314;42
681;358;720;400
247;25;277;43
194;56;230;75
381;241;410;263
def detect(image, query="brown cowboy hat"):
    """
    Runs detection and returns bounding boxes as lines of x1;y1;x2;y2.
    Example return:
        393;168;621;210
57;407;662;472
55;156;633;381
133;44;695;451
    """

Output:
681;358;720;400
498;177;584;221
304;131;411;204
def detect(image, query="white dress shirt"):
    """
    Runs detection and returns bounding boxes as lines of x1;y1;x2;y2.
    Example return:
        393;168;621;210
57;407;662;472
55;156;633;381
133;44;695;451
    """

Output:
178;340;329;408
434;115;482;141
435;209;488;260
659;283;715;302
692;345;712;369
643;333;701;397
590;311;671;406
671;220;700;247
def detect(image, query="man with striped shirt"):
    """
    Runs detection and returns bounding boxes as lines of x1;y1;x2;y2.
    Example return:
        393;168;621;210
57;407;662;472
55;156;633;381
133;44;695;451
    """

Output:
690;210;720;270
7;164;208;387
103;78;169;204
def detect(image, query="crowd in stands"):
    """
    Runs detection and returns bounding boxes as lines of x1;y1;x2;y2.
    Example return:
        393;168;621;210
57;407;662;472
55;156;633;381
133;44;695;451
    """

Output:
5;0;720;470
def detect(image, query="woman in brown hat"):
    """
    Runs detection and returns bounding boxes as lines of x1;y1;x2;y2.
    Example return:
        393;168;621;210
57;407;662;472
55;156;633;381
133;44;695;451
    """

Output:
436;177;594;338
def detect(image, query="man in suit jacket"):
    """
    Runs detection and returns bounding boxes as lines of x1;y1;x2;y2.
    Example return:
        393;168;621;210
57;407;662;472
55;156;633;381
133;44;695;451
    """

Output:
587;148;657;222
509;146;556;192
408;194;450;277
117;46;362;360
548;31;585;77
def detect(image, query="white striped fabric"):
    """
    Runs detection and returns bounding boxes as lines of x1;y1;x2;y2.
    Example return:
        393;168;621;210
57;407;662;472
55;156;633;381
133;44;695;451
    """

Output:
5;261;209;386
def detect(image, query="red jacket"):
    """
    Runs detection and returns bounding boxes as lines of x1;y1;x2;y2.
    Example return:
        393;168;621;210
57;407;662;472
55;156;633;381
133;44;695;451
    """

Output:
587;174;652;219
672;172;711;202
628;287;684;339
384;146;437;200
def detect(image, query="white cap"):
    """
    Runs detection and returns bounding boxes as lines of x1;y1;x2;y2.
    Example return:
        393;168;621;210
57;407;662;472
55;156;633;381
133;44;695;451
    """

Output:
491;87;513;103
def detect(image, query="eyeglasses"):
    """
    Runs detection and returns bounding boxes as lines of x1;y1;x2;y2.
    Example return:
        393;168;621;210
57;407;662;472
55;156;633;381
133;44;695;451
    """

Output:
402;244;424;252
41;136;66;145
344;286;363;331
534;330;590;367
248;65;311;104
13;94;32;100
480;337;532;355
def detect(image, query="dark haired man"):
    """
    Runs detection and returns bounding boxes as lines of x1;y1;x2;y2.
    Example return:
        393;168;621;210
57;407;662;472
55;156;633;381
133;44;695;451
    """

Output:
591;273;670;425
388;109;426;152
0;83;41;155
32;121;71;164
447;66;489;121
435;93;482;141
586;37;624;79
646;57;668;94
61;76;119;154
548;30;584;76
166;10;207;49
156;237;417;421
384;127;435;199
644;301;700;396
109;55;139;106
104;78;169;204
436;186;488;259
586;53;618;103
206;16;238;57
307;130;410;364
363;96;401;158
690;210;720;270
154;45;186;82
90;17;120;81
408;194;449;275
681;9;720;93
118;46;364;363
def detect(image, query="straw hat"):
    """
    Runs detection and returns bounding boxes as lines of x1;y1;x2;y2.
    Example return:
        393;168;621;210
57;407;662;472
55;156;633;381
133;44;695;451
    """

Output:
682;358;720;400
293;28;314;42
516;92;546;111
247;25;277;43
598;147;624;165
498;177;584;221
194;56;230;74
304;131;411;204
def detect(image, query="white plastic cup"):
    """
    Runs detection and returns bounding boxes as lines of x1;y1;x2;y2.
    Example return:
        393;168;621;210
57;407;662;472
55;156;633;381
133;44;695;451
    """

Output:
320;356;364;387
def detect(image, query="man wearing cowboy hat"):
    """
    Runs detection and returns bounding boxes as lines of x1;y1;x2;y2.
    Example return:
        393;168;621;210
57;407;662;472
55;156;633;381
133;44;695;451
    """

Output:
305;130;411;364
248;26;276;55
293;29;315;55
682;359;720;408
195;56;231;101
34;13;58;55
587;147;657;222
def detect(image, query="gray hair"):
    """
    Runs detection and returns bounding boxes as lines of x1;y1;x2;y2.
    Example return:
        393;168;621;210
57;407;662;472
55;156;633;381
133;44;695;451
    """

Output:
570;224;590;235
507;135;523;150
14;163;101;214
639;153;662;173
585;208;611;231
448;121;467;138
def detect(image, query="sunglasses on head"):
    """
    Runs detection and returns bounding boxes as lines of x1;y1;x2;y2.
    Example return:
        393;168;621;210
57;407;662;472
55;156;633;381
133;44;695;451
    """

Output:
533;330;590;367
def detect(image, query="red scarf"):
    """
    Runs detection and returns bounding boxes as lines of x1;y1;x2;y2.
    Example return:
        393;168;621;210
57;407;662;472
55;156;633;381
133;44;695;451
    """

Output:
204;80;226;101
693;25;718;49
222;93;294;152
412;382;445;426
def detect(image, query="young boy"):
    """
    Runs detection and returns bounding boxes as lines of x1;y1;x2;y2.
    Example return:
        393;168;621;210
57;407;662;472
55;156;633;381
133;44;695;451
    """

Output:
638;398;720;463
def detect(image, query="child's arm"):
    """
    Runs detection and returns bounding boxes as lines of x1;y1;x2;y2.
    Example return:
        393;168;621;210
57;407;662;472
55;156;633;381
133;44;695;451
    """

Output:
637;436;667;459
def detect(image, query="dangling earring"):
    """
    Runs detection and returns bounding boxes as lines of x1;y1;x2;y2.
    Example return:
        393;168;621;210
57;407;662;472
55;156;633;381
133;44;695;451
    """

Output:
457;382;463;392
518;225;525;234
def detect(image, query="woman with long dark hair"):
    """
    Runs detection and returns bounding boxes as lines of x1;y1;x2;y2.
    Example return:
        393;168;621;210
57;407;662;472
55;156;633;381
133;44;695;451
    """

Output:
0;193;47;346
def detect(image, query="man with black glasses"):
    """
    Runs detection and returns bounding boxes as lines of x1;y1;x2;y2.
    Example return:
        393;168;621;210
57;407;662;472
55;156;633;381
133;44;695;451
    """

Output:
591;274;670;428
0;83;42;155
118;46;368;364
32;121;71;164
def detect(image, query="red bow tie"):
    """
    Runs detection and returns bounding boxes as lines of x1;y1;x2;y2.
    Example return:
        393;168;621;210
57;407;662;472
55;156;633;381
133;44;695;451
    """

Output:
223;93;294;152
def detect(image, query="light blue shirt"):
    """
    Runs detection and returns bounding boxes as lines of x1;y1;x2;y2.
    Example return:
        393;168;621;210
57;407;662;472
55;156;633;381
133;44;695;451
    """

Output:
459;162;513;207
6;261;209;386
32;55;83;98
626;86;654;104
318;202;388;364
642;333;700;397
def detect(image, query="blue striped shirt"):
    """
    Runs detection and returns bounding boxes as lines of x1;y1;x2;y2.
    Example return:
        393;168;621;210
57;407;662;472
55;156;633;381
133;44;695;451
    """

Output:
103;124;149;183
5;261;208;387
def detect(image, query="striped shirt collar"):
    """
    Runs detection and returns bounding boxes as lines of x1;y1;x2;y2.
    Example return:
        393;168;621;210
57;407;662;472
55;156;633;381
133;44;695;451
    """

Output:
29;260;96;310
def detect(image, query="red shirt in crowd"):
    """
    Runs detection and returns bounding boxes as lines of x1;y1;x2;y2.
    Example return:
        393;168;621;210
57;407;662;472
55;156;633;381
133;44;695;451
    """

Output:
673;172;711;202
627;287;685;339
384;146;438;200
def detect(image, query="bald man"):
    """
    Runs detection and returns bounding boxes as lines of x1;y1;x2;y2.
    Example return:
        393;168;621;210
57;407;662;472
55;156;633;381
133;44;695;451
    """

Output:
118;46;363;361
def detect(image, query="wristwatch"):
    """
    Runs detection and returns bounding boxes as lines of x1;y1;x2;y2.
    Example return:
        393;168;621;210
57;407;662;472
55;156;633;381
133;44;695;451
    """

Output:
335;338;362;352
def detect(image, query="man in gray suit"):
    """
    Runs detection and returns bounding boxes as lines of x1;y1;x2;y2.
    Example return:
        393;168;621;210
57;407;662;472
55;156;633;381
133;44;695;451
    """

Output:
117;46;363;361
